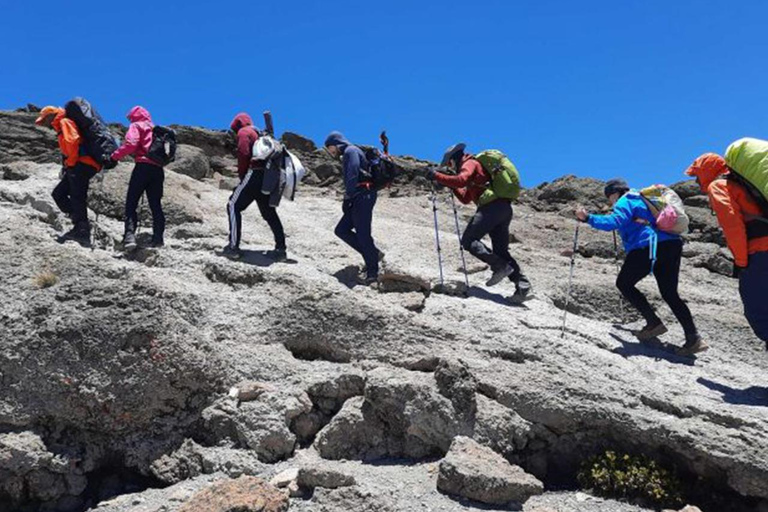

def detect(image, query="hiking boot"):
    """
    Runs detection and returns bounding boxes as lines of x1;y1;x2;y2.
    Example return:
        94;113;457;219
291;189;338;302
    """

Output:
222;245;242;260
123;232;137;251
510;282;532;304
357;274;379;286
486;263;514;287
60;227;91;246
676;337;710;357
150;236;164;248
634;321;668;341
361;250;386;273
271;247;287;262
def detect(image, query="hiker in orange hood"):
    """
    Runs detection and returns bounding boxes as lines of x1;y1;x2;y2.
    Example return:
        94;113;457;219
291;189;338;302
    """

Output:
35;106;102;245
686;153;768;346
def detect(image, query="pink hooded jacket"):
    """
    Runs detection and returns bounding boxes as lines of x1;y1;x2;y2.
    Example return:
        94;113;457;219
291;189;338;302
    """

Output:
111;106;159;166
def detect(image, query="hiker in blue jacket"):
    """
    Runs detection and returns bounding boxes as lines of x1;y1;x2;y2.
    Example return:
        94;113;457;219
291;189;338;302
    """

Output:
575;179;706;356
325;131;381;285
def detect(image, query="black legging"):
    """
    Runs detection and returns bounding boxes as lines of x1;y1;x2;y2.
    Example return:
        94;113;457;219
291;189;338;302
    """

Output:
124;162;165;239
617;239;697;338
461;200;524;283
51;162;97;231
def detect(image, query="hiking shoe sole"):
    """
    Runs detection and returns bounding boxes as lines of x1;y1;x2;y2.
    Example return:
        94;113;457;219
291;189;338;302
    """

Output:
635;323;668;341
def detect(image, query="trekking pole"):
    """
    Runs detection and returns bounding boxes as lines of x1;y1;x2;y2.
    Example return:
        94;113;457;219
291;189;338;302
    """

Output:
449;193;470;290
561;222;580;338
430;185;445;288
612;230;624;322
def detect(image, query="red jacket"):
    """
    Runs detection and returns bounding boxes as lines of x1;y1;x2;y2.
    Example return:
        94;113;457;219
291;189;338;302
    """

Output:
434;155;491;205
230;113;259;179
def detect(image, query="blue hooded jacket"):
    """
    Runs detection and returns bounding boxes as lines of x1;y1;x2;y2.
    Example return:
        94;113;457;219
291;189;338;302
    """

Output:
325;131;370;200
588;191;679;254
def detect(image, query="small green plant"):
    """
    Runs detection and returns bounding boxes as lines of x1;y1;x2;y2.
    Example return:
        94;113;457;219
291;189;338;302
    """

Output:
577;450;684;508
33;270;59;289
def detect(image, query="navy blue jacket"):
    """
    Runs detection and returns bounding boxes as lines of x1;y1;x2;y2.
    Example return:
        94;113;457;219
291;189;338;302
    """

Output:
326;132;370;200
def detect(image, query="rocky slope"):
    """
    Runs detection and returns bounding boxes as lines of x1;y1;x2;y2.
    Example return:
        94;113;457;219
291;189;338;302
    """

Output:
1;107;767;512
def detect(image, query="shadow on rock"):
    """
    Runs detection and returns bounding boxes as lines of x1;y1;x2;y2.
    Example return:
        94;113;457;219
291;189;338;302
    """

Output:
609;333;695;366
333;265;362;289
468;286;529;309
697;378;768;407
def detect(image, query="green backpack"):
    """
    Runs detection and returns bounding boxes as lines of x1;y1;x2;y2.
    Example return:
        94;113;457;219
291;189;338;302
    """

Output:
724;137;768;212
474;150;521;207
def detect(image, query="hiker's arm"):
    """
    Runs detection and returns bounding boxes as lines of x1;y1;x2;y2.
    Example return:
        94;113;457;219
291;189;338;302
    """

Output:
343;149;361;197
587;198;633;231
709;181;749;267
59;119;81;168
434;160;478;189
111;123;140;161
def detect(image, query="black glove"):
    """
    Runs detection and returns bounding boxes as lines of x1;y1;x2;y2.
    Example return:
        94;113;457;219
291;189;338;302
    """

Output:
102;156;118;170
732;265;745;279
425;168;437;181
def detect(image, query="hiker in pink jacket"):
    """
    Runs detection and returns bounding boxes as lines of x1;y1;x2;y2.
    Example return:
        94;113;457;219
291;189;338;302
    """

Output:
108;106;166;250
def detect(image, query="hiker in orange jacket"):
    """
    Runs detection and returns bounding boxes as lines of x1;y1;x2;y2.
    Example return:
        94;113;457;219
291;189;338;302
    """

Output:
686;153;768;347
35;106;102;245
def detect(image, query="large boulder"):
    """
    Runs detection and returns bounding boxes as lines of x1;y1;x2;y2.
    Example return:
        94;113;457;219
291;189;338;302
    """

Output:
171;125;234;159
437;436;544;505
88;163;209;225
177;476;288;512
167;144;212;180
0;431;88;509
281;132;317;153
523;175;608;213
200;389;312;463
0;111;59;164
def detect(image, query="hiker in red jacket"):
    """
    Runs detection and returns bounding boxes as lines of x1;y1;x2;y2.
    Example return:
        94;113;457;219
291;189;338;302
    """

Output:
222;113;286;261
426;143;530;300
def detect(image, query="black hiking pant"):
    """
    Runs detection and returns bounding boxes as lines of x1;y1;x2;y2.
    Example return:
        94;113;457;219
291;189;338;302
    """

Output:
125;162;165;241
462;200;527;285
51;162;98;232
335;190;379;279
227;168;285;250
617;239;698;340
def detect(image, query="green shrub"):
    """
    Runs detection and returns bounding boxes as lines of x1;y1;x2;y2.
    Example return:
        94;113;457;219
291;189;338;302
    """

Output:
577;450;684;508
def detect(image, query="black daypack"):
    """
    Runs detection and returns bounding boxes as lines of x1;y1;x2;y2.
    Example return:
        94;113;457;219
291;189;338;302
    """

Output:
147;126;177;166
362;147;398;191
64;97;119;164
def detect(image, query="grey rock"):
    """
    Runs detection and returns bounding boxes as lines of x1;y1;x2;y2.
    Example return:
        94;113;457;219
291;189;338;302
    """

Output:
437;436;544;505
297;465;356;489
281;132;317;153
166;144;212;180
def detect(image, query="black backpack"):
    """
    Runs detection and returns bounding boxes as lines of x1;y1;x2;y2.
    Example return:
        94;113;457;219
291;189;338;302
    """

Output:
147;126;177;166
362;147;399;191
64;97;119;165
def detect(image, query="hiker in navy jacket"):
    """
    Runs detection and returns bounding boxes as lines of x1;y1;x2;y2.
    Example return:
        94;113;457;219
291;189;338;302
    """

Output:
325;131;381;284
576;179;706;356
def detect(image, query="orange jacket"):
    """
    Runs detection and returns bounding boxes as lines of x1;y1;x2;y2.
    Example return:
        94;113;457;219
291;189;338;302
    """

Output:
37;107;101;171
686;153;768;267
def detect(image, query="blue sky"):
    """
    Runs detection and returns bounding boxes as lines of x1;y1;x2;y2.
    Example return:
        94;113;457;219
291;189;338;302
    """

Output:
1;1;766;187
